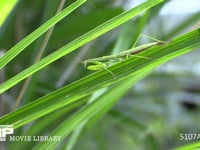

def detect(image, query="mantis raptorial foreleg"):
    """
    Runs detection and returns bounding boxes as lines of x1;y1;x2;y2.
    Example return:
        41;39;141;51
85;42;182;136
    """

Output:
85;61;116;77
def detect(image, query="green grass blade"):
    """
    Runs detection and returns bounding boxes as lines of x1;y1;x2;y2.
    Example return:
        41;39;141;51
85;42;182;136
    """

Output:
0;0;164;94
0;28;199;129
0;0;87;69
0;0;19;27
174;142;200;150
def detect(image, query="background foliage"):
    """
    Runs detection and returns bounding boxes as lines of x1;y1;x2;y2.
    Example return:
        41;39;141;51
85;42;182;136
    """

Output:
0;0;200;150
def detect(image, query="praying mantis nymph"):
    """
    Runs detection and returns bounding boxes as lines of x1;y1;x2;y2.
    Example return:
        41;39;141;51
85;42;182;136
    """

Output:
82;41;167;73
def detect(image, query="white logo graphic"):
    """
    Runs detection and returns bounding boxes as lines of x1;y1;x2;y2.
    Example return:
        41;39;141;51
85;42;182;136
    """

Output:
0;125;14;141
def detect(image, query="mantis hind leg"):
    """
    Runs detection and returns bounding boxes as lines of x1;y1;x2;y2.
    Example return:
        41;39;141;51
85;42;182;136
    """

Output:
132;34;167;48
126;54;153;59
